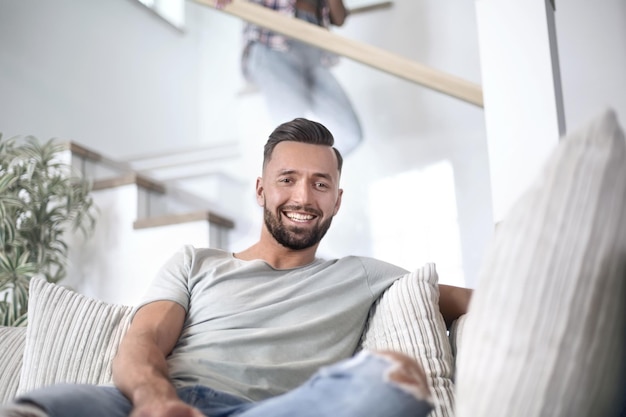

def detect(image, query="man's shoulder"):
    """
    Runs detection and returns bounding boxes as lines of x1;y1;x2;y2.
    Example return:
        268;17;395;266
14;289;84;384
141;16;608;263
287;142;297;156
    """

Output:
330;256;408;295
335;255;408;275
178;244;227;255
177;245;231;263
194;246;230;256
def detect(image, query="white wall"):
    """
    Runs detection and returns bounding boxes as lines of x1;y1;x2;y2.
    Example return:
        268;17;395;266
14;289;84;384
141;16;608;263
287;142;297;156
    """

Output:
475;0;626;225
0;1;199;156
476;0;565;223
556;0;626;129
66;184;216;305
1;0;623;292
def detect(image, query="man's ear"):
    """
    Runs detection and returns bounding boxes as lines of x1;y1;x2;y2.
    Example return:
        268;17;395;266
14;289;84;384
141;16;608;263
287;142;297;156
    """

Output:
255;177;265;207
333;188;343;216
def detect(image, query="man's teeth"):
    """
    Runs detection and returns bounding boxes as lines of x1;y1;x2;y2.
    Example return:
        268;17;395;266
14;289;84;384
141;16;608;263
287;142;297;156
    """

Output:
286;212;314;221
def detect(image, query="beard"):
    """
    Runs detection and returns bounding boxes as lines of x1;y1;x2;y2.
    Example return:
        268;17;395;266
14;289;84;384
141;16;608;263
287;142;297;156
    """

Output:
263;205;333;250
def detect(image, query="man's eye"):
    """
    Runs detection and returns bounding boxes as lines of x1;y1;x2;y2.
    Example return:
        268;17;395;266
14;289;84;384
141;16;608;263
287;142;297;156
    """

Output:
315;182;329;189
279;178;292;183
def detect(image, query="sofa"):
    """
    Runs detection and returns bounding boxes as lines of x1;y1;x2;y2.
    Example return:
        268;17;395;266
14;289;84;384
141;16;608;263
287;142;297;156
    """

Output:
0;108;624;417
0;266;461;417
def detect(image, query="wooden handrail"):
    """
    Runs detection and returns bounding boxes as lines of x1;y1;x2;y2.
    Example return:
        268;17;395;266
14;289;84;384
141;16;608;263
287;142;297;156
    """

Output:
194;0;483;107
65;141;132;173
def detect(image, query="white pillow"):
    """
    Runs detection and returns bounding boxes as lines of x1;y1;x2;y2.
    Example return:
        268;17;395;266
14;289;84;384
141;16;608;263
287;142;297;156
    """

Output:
17;277;132;395
448;313;466;363
455;109;626;417
0;327;26;404
360;263;455;417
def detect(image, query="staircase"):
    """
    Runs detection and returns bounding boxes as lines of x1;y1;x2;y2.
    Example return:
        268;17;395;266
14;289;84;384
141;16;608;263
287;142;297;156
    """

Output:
61;142;239;306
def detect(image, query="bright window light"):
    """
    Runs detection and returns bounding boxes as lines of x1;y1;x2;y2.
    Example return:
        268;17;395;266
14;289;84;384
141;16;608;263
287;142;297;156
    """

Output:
369;161;465;286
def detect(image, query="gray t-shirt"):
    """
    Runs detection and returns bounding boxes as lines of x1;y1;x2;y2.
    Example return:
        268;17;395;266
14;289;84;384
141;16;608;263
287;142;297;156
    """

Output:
137;245;407;401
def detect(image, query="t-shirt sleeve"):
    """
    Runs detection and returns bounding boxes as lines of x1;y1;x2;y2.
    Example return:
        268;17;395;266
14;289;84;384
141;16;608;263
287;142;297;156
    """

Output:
132;245;194;317
358;257;408;298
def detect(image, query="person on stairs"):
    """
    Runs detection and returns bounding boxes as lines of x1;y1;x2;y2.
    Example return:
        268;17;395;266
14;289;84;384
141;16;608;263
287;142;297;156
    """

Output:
217;0;364;156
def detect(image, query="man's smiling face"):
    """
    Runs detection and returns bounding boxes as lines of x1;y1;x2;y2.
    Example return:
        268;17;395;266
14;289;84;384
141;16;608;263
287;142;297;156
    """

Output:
257;141;343;251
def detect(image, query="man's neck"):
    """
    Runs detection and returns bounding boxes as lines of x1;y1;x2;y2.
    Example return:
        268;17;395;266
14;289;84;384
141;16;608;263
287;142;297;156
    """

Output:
234;239;319;270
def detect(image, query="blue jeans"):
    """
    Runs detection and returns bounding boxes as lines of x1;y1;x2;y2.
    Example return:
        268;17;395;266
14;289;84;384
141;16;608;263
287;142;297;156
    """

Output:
11;351;432;417
245;11;363;156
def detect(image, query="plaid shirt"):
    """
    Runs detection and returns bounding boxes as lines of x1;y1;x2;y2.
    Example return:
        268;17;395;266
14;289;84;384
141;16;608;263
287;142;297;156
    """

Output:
241;0;338;78
243;0;331;51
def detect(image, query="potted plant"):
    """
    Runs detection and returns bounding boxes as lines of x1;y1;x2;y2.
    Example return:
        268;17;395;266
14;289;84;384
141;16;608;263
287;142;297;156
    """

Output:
0;134;97;326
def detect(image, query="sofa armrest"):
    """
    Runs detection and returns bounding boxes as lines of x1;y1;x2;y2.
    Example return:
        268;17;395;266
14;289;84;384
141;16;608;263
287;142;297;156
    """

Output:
448;313;467;361
0;326;26;405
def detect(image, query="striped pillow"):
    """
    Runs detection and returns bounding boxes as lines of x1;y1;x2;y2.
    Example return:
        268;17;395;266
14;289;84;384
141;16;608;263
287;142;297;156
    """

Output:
360;263;455;417
0;327;26;404
16;277;132;395
455;109;626;417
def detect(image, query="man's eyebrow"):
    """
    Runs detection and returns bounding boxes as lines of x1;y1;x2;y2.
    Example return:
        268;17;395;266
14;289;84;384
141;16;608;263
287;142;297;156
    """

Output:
312;172;333;181
277;169;334;181
277;169;297;176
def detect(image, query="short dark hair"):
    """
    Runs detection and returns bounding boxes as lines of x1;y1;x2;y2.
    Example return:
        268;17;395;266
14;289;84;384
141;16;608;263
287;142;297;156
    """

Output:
263;118;343;173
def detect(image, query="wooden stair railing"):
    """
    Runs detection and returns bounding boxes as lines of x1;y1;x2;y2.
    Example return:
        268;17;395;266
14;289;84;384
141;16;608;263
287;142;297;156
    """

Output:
193;0;483;107
64;142;235;232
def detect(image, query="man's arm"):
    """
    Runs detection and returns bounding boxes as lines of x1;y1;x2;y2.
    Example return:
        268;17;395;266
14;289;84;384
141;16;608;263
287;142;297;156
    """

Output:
112;301;202;417
328;0;349;26
438;284;472;329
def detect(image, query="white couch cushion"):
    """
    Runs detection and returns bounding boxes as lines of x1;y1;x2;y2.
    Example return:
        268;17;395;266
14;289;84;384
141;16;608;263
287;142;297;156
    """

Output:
0;326;26;404
16;277;132;395
455;109;626;416
448;313;466;362
360;263;455;417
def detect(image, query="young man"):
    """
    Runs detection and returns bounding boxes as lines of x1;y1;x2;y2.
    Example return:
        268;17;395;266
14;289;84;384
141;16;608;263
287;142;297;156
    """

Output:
2;118;470;417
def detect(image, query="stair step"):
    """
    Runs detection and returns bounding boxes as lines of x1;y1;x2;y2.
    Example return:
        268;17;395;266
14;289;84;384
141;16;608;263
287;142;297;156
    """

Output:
93;173;166;194
133;210;235;230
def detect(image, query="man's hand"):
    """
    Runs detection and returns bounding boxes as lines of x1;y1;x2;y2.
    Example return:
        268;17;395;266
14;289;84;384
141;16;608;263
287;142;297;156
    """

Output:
214;0;232;9
130;399;205;417
328;0;349;26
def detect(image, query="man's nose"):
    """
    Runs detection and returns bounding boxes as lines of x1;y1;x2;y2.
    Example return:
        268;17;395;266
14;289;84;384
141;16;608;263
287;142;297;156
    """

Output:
291;182;313;205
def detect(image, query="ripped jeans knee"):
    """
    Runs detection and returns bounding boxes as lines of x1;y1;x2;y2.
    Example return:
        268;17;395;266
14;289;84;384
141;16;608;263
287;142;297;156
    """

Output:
235;350;433;417
300;350;433;417
371;350;432;402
